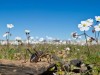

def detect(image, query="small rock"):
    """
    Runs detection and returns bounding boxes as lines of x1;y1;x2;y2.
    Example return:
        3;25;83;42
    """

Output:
30;54;38;62
80;64;92;73
63;62;71;72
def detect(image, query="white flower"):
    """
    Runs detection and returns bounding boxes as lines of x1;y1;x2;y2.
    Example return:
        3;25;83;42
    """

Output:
77;49;80;51
81;43;85;46
25;30;30;33
94;23;100;31
87;37;91;41
78;21;90;31
26;40;31;44
13;41;19;45
7;24;14;28
95;16;100;22
30;37;34;40
1;41;7;45
46;36;53;40
65;47;70;51
15;37;22;41
87;37;95;42
86;18;93;26
3;33;9;37
53;73;56;75
39;38;44;42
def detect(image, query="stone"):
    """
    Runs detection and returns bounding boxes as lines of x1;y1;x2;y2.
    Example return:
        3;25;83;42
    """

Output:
40;64;57;75
70;59;83;67
80;64;92;74
63;62;71;72
30;53;38;62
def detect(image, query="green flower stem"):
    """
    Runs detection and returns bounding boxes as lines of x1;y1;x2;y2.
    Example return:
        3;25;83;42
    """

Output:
84;31;90;56
7;28;11;49
97;31;100;44
24;33;30;62
77;33;84;36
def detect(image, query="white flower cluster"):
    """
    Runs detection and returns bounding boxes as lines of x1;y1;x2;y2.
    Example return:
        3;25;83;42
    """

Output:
78;16;100;31
78;19;93;31
3;24;14;38
15;37;22;41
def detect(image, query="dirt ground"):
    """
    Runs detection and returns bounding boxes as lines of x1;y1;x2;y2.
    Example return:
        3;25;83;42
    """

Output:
0;59;51;75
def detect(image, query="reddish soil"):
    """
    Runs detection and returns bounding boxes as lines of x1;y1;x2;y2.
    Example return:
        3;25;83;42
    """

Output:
0;59;52;75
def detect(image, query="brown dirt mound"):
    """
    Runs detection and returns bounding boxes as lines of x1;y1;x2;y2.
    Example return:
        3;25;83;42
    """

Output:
0;59;52;75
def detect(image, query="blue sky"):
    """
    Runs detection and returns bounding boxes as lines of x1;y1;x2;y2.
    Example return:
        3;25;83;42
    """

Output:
0;0;100;40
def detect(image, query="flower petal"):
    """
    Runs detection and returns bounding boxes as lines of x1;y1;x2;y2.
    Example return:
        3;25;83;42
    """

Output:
78;24;82;28
80;27;89;31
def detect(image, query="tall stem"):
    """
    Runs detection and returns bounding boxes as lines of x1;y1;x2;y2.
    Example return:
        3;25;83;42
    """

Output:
84;31;90;56
97;32;100;44
7;28;10;48
24;34;30;63
27;35;29;47
95;31;97;40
